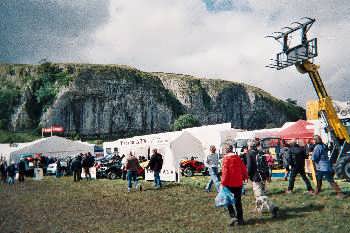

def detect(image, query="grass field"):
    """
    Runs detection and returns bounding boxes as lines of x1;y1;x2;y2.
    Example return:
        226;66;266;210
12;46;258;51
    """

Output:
1;176;350;233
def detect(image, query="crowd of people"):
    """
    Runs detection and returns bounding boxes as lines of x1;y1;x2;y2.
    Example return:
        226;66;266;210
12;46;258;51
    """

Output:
0;152;95;184
204;134;345;227
1;134;346;228
69;152;95;182
0;156;34;184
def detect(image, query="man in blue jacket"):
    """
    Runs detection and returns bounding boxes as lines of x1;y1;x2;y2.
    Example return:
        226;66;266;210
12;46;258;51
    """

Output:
312;135;344;198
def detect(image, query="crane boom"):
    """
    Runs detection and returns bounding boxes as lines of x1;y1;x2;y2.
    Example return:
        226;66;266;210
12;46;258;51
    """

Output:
300;61;350;144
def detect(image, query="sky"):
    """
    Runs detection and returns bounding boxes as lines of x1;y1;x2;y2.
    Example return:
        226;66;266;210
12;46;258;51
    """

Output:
1;0;349;105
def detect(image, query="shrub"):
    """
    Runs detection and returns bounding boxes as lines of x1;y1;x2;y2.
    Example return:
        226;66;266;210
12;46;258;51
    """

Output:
172;114;201;131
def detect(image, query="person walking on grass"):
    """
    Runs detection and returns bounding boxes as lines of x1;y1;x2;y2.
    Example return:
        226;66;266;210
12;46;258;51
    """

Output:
146;148;163;189
285;140;314;194
56;159;62;178
126;152;141;192
82;154;91;180
18;158;26;182
204;145;220;192
0;159;8;183
71;155;82;182
312;135;344;198
221;145;248;226
280;142;290;181
247;140;279;218
7;161;16;185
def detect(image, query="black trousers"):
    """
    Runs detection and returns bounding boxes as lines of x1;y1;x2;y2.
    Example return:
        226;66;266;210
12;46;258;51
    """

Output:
18;172;25;182
288;168;313;191
1;172;7;183
227;186;243;222
84;167;91;180
73;169;82;182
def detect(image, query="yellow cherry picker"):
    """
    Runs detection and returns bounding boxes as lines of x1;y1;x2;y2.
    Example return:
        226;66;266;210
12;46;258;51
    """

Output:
266;17;350;181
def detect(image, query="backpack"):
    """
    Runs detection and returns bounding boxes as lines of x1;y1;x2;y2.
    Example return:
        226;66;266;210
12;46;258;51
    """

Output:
256;152;270;180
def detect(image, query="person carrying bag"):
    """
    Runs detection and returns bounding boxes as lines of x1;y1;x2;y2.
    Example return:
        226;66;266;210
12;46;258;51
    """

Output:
218;145;248;226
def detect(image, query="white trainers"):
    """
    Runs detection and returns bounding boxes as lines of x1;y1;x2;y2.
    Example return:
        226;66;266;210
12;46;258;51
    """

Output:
229;217;239;227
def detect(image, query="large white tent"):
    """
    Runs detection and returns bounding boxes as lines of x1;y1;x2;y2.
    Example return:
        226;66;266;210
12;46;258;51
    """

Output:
183;123;242;155
103;131;204;181
0;142;32;163
10;136;94;163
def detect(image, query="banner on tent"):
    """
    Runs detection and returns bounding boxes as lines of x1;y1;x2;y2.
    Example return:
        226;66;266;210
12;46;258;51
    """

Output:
145;167;177;182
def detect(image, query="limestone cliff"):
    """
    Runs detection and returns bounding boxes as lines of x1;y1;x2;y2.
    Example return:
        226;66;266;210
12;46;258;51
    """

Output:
0;63;305;139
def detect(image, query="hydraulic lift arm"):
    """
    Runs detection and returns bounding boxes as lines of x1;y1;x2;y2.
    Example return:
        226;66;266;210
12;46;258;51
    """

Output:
299;61;350;144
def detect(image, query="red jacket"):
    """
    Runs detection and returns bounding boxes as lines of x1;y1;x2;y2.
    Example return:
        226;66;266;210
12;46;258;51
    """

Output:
221;153;248;188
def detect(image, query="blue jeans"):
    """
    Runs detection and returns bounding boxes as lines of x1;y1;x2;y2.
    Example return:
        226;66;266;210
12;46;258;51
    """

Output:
154;171;161;187
7;176;15;184
127;170;138;189
205;167;220;192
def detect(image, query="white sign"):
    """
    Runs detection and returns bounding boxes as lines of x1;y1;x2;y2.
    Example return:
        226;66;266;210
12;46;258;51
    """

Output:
145;167;177;182
33;168;43;180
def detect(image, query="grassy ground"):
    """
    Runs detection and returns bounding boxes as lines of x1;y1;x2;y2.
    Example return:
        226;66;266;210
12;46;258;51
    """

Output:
1;176;350;233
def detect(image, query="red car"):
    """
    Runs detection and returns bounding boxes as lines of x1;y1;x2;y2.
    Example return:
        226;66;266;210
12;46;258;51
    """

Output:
180;157;208;177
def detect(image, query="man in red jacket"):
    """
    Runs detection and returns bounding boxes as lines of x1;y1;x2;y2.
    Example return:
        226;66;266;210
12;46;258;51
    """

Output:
221;145;248;226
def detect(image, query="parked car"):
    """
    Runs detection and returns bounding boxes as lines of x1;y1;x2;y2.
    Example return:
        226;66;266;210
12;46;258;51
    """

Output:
96;159;123;180
180;157;208;177
46;163;57;175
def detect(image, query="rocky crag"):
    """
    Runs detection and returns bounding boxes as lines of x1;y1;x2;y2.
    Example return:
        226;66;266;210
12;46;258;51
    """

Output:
0;63;304;139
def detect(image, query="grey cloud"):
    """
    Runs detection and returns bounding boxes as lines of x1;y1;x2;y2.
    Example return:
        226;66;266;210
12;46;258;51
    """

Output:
0;0;110;63
1;0;349;104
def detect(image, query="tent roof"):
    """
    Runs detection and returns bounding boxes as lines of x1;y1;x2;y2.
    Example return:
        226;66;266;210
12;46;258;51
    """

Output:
168;131;204;164
278;120;314;140
255;128;281;138
183;123;234;148
10;136;93;161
